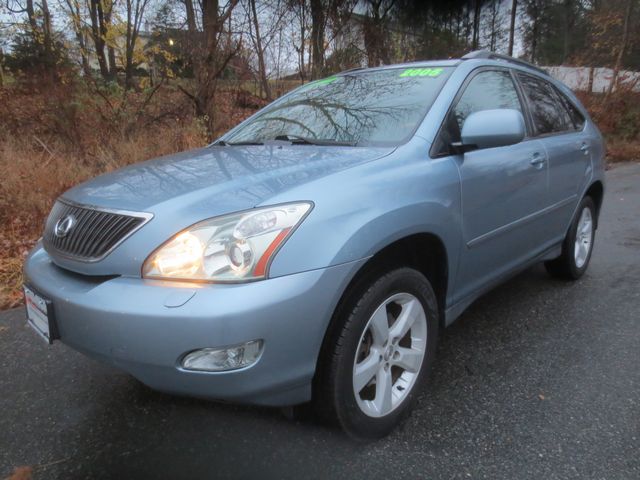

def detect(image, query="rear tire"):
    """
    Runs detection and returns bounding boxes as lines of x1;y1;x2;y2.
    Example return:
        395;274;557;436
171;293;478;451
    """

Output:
314;268;439;440
545;196;596;280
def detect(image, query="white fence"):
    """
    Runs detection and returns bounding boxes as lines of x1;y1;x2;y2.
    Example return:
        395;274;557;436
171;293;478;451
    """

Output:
544;66;640;93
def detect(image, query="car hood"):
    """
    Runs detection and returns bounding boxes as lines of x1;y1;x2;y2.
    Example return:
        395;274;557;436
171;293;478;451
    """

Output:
51;144;395;276
63;144;395;215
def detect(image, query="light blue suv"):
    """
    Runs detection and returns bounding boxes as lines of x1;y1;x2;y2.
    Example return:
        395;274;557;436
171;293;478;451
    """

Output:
23;51;605;438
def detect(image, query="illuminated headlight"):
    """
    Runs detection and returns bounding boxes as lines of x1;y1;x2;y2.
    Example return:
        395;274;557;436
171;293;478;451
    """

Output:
142;202;312;282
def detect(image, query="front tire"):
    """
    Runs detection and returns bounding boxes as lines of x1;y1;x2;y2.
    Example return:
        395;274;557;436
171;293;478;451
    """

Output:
314;268;439;440
545;196;596;280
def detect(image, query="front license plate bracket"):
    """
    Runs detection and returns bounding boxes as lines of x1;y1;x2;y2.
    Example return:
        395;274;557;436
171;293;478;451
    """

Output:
23;285;59;344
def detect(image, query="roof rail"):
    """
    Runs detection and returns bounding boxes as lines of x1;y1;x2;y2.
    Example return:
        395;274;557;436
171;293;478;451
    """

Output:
338;66;367;75
461;49;547;75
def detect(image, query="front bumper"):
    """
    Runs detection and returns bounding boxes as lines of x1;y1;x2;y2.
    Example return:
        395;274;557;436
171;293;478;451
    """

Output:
24;245;366;406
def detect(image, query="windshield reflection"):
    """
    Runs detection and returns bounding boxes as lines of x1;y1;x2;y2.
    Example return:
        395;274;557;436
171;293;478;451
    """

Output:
225;68;453;147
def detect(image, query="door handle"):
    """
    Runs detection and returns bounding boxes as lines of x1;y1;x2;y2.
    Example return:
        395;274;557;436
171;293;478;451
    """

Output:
580;143;590;155
530;152;545;167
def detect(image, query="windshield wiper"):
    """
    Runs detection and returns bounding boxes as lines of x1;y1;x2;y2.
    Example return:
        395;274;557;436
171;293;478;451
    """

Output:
273;134;356;146
213;139;264;146
226;141;265;146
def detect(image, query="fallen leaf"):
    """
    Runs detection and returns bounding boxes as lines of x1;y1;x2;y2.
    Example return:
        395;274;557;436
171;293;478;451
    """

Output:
6;466;33;480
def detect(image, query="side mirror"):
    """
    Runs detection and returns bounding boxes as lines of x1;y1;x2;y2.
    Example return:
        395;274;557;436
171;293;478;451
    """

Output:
455;109;526;152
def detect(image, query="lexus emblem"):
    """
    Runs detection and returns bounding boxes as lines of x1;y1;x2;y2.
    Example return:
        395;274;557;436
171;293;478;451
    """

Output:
54;215;76;238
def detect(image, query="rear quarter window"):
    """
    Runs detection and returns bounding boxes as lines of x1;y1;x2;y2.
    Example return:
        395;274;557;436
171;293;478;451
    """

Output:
554;88;586;131
517;73;573;136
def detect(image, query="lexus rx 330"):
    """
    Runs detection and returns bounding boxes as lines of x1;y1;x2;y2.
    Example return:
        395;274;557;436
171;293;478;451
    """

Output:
23;51;605;439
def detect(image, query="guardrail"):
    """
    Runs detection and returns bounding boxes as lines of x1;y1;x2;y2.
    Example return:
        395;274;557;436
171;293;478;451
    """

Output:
544;66;640;93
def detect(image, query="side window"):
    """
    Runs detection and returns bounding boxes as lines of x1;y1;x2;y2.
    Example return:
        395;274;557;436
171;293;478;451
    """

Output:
555;88;586;130
517;73;572;135
433;70;523;155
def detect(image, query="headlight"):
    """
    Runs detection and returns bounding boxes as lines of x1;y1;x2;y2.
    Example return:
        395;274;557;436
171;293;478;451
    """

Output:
142;202;312;282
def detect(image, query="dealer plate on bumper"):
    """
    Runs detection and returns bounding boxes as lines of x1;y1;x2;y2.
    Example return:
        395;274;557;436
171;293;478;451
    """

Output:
23;285;58;344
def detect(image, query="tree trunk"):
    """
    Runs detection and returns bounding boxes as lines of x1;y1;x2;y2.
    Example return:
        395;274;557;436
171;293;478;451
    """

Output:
299;19;306;81
0;47;5;88
65;0;92;77
25;0;56;77
472;0;481;49
249;0;272;100
185;0;197;32
25;0;38;32
488;0;499;51
104;3;117;78
508;0;517;56
181;0;239;136
310;0;325;79
41;0;55;71
530;7;538;63
89;0;111;80
77;39;92;78
124;0;148;90
125;0;134;89
562;0;572;63
606;0;634;96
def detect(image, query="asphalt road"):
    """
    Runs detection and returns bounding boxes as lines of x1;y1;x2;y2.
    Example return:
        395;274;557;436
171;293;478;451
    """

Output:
1;164;639;480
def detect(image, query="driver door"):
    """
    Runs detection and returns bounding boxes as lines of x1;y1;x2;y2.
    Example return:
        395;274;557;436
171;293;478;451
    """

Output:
434;68;550;304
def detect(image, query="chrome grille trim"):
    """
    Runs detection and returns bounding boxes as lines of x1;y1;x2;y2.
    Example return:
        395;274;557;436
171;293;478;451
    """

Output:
43;199;153;262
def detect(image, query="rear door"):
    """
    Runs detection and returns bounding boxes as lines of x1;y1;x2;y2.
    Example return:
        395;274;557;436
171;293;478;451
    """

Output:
515;73;591;244
432;68;549;303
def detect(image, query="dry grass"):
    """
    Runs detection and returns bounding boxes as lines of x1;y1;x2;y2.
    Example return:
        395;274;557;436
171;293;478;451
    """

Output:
0;77;270;308
576;89;640;162
0;81;216;308
0;127;209;308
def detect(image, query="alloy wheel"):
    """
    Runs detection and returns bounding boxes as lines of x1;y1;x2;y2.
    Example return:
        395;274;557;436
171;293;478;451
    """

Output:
574;207;593;268
352;293;427;418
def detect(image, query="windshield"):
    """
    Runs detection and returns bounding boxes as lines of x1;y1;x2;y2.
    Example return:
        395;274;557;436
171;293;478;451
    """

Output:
223;67;453;147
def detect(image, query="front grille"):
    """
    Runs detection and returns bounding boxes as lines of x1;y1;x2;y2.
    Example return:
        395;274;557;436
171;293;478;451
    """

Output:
43;200;152;262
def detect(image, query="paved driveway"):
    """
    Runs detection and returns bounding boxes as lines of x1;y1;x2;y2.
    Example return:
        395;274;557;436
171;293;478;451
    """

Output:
1;164;639;479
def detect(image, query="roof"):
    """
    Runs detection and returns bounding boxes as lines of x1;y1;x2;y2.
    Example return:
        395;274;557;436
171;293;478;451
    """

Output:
336;51;547;78
461;50;547;75
337;59;461;76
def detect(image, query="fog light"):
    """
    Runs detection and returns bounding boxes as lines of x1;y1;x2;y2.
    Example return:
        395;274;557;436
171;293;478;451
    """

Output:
181;340;263;372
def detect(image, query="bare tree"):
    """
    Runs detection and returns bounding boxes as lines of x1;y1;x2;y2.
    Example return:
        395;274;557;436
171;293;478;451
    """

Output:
6;0;56;74
309;0;324;78
471;0;481;49
0;46;5;86
606;0;635;96
180;0;240;135
243;0;287;100
124;0;150;89
87;0;116;80
508;0;516;56
288;0;310;82
60;0;92;77
483;0;505;52
362;0;395;67
247;0;271;99
522;0;547;62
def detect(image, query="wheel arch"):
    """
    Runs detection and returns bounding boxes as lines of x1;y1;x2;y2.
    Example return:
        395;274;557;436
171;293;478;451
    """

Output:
316;232;446;364
585;180;604;227
312;232;449;405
